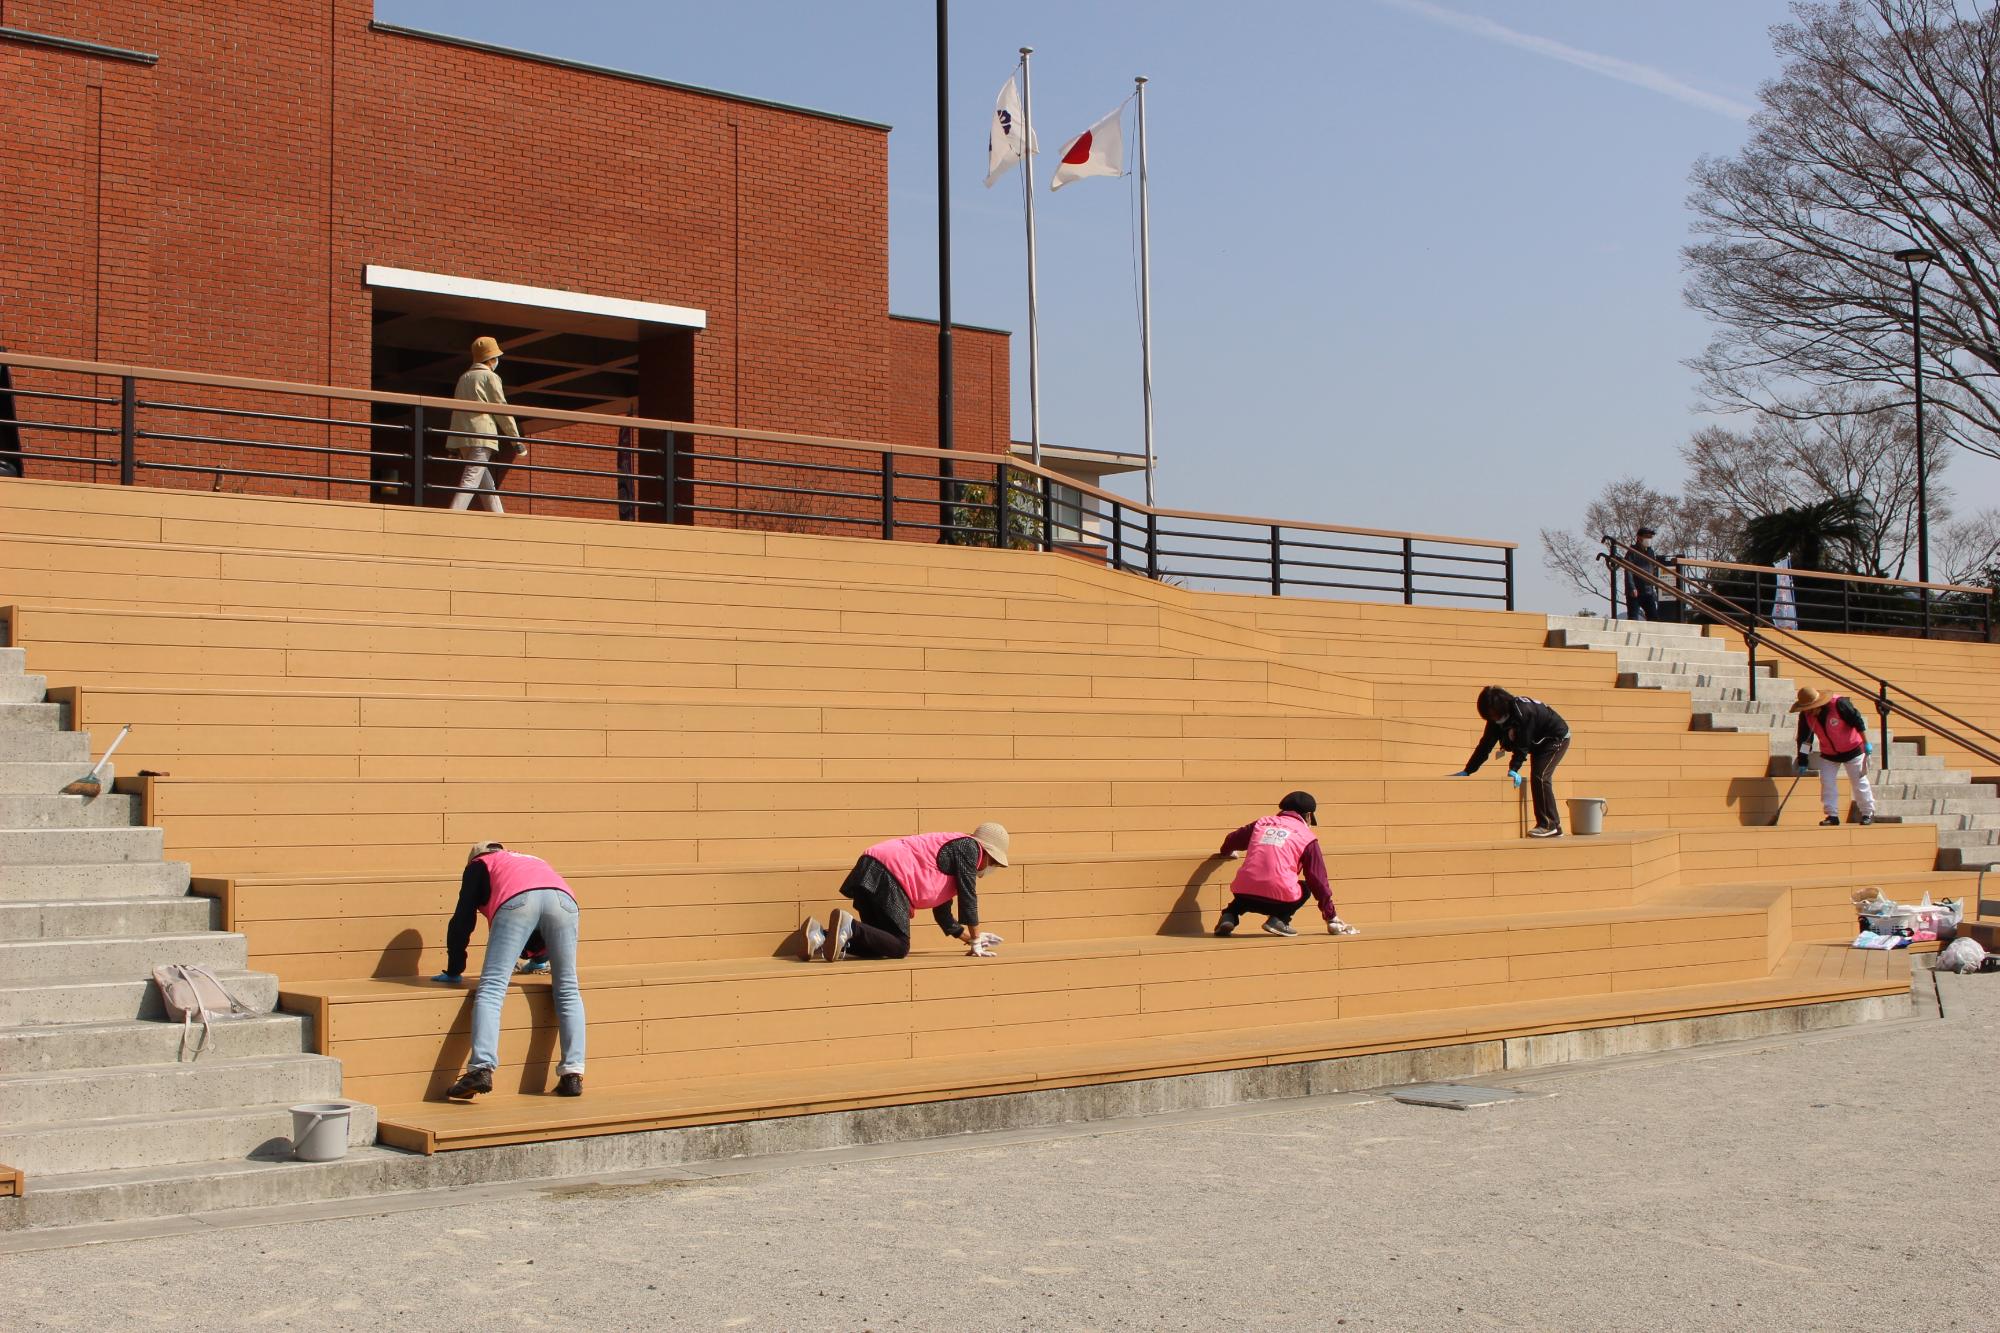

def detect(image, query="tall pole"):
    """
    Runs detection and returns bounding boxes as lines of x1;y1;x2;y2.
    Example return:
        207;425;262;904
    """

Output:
935;0;956;538
1020;48;1043;467
1135;76;1156;507
1911;270;1930;585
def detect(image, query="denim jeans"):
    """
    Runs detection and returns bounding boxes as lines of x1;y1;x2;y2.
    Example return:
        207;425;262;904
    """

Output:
469;888;584;1075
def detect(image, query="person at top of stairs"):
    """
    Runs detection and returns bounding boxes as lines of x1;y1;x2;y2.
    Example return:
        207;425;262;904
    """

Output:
805;824;1010;962
1792;688;1877;828
435;842;586;1100
1624;526;1669;621
1214;791;1358;938
1456;686;1572;840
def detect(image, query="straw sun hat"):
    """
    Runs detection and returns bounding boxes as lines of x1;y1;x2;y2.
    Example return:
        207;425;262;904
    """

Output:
1790;687;1836;713
970;822;1010;867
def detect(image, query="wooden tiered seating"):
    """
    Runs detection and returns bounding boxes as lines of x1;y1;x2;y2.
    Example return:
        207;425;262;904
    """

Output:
0;476;1976;1156
0;1164;22;1198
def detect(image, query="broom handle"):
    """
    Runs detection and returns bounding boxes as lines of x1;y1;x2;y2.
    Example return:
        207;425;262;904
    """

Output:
87;725;132;780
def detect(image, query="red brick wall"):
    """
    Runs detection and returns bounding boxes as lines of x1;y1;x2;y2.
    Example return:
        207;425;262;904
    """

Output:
0;3;1011;506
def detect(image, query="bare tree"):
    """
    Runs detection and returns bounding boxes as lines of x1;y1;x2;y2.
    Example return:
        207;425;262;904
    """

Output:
1680;390;1953;575
1684;0;2000;460
1539;477;1740;604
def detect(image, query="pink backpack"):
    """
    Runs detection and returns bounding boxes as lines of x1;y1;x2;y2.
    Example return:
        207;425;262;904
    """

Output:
150;964;261;1060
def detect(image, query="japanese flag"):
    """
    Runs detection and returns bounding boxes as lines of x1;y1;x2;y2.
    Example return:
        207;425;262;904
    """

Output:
985;75;1037;187
1051;105;1125;190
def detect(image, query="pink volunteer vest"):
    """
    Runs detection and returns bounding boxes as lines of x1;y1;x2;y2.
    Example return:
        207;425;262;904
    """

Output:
478;851;576;921
865;831;968;910
1805;698;1865;755
1230;812;1317;903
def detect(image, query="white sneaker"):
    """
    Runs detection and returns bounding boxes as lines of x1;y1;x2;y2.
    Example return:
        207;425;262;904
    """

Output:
801;917;826;962
829;908;857;962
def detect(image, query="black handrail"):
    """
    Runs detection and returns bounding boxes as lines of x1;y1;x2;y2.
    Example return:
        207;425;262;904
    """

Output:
1599;537;2000;773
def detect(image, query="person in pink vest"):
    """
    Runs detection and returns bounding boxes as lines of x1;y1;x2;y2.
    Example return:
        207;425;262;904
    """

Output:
1215;792;1357;937
804;823;1011;961
433;842;587;1099
1791;687;1876;826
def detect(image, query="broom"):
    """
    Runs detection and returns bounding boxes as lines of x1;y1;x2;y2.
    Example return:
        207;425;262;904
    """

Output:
1768;771;1804;827
62;724;131;798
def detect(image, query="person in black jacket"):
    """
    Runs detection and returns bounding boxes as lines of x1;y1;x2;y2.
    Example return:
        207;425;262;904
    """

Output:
1455;685;1571;838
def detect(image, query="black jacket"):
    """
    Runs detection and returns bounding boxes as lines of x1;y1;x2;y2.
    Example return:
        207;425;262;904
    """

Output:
1464;697;1570;775
1796;698;1869;764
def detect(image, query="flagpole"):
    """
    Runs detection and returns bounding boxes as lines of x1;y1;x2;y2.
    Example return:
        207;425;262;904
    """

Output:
1020;47;1043;468
1135;76;1155;506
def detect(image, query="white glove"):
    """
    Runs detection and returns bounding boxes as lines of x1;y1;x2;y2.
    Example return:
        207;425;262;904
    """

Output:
968;930;1004;957
1327;917;1359;936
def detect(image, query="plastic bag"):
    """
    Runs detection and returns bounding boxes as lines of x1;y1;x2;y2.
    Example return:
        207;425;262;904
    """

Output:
1936;936;1988;973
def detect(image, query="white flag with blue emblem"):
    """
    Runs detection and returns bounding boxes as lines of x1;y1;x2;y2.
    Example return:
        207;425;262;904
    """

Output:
986;74;1036;187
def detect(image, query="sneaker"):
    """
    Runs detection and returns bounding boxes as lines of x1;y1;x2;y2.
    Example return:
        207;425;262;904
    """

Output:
446;1067;493;1100
828;908;856;962
1858;814;1875;826
1528;826;1563;839
1214;912;1240;937
556;1073;583;1098
801;917;826;962
1820;815;1841;827
1262;917;1299;937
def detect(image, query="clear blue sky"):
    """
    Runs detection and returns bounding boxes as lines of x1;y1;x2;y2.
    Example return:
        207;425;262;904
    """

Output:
380;0;2000;612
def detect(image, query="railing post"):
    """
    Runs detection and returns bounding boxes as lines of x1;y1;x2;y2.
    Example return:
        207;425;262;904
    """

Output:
1922;585;1934;639
1604;538;1619;618
1746;630;1758;704
409;404;426;508
1878;680;1892;772
1985;585;1994;642
1269;525;1282;597
1110;501;1123;573
1841;579;1851;635
1037;470;1053;553
1401;538;1415;606
118;377;136;485
880;452;896;541
993;463;1010;550
1146;509;1160;581
1504;547;1516;611
667;431;691;525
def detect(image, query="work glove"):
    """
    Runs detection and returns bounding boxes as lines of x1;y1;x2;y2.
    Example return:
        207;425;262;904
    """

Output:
1327;917;1360;937
968;930;1004;957
1508;770;1524;790
1865;741;1875;756
1796;751;1811;771
1450;770;1471;778
430;972;463;985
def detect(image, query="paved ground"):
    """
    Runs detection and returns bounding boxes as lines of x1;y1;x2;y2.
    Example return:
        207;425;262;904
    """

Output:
9;974;2000;1330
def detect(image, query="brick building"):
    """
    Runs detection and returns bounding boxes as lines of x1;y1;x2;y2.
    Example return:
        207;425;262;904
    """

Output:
0;2;1013;515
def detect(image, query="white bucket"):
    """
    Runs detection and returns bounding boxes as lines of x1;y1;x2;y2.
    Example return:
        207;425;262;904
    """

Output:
290;1102;352;1162
1567;797;1608;836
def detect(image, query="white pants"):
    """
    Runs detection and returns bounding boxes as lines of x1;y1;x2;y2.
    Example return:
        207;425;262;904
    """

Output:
448;446;505;513
1816;753;1875;819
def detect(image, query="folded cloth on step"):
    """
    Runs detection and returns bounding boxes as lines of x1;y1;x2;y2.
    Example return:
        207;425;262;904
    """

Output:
1851;930;1910;950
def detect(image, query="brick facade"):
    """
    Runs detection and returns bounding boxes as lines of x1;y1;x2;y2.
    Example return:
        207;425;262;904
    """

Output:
0;2;1009;514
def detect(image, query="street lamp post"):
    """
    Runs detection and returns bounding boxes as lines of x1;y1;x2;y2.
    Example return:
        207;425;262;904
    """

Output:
1894;246;1939;598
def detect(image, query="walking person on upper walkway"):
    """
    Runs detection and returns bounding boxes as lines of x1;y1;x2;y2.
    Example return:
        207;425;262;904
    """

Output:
1456;686;1572;839
434;842;586;1099
805;824;1010;961
447;335;521;513
1792;687;1877;827
1214;791;1357;938
1625;525;1668;621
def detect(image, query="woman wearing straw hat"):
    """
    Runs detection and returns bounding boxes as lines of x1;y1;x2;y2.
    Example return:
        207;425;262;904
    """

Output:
805;823;1011;961
446;335;521;513
1791;687;1876;827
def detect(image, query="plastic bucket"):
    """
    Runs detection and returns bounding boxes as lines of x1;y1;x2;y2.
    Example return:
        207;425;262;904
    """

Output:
290;1102;352;1162
1567;798;1608;836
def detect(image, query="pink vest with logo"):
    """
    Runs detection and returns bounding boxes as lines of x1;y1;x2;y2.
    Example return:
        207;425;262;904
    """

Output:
865;831;968;910
1230;812;1317;903
1806;698;1866;755
478;851;576;921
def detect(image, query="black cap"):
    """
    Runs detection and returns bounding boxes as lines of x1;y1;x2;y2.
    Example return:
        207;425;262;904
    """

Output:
1636;526;1656;538
1279;791;1318;825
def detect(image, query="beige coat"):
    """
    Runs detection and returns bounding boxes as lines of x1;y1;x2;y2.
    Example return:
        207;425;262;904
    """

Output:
448;364;520;453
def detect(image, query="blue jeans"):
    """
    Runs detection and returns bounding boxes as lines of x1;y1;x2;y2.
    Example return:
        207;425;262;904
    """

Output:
469;888;585;1075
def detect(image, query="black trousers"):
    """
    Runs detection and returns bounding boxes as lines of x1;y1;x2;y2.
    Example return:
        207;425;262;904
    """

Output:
841;887;911;959
1528;736;1570;830
1223;893;1303;924
1628;585;1660;621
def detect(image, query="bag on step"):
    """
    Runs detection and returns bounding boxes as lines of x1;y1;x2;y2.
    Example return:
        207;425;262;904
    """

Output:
150;963;262;1060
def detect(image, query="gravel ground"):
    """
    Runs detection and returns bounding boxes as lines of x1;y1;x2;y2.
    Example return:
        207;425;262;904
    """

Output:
9;974;2000;1331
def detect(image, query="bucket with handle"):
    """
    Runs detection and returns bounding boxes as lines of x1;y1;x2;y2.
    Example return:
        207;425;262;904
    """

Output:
1567;797;1608;836
290;1102;352;1162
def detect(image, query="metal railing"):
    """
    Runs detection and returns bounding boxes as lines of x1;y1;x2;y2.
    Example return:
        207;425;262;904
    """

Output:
0;351;1518;609
1600;538;2000;774
1602;538;1992;641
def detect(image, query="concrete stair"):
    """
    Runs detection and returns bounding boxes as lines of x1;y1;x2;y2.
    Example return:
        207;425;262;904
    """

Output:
1549;614;2000;868
0;651;378;1231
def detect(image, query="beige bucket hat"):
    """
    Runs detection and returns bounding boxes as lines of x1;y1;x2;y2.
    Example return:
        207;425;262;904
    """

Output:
470;335;504;362
467;840;505;864
970;821;1010;868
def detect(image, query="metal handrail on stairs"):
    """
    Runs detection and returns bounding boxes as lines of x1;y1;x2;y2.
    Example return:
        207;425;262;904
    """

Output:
1596;538;2000;774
